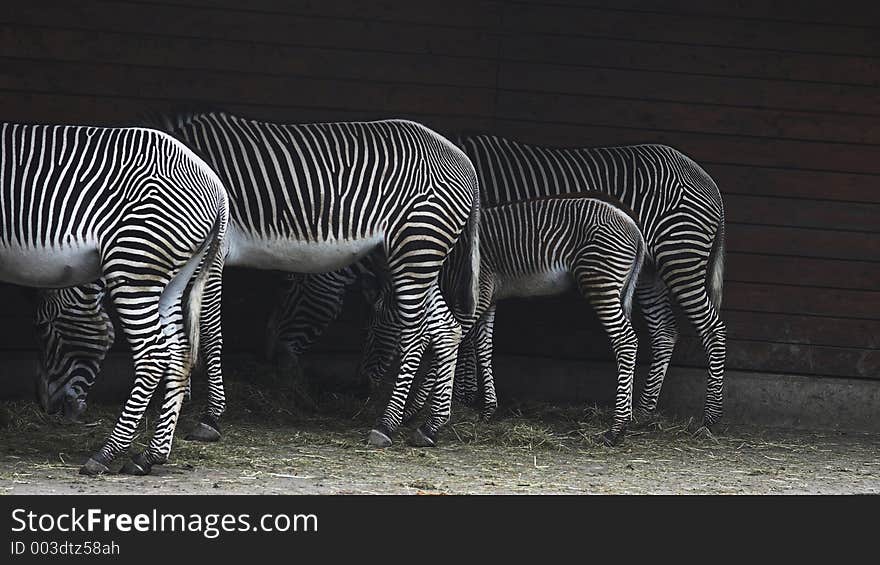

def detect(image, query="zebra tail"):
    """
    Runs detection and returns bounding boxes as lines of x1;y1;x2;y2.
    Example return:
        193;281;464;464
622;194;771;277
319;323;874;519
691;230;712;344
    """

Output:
621;231;646;320
183;207;227;373
459;184;481;318
707;221;726;312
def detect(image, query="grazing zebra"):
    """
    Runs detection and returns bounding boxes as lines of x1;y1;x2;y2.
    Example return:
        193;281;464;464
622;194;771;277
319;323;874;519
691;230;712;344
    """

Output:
263;135;727;430
363;194;646;445
0;122;229;476
42;132;726;431
37;111;481;448
35;283;114;421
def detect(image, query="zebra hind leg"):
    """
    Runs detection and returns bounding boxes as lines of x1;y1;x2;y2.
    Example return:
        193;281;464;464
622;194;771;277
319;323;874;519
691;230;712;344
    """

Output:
185;253;226;443
662;265;726;431
409;300;461;447
633;272;678;422
576;268;638;448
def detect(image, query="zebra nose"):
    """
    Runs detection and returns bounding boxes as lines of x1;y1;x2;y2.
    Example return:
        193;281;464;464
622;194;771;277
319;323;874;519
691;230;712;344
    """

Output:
62;396;87;423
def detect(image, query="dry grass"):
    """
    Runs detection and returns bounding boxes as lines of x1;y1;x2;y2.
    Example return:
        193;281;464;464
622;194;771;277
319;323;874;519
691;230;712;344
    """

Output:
2;359;878;494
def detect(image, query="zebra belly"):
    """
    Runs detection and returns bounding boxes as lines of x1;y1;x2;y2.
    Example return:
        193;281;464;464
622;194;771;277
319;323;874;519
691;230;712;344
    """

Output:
494;268;574;300
226;228;384;273
0;241;101;288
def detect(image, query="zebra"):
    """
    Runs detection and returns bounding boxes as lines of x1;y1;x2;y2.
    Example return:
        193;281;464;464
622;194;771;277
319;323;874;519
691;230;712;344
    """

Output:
278;135;727;430
0;122;229;476
41;132;726;431
36;111;481;449
35;283;114;421
361;193;646;445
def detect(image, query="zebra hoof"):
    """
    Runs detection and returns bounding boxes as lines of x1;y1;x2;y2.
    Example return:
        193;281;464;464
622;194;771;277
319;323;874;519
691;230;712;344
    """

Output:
185;422;222;443
367;429;393;448
598;430;622;447
120;453;152;476
79;458;110;476
407;426;436;448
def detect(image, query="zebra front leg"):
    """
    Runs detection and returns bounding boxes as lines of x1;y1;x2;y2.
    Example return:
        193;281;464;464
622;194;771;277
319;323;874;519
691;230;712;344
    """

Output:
451;333;479;406
634;272;678;419
474;306;498;422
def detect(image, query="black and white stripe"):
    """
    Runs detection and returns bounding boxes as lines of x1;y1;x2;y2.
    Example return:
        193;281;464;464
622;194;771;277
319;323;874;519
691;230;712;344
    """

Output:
1;122;229;475
364;194;646;445
461;136;726;427
38;112;481;447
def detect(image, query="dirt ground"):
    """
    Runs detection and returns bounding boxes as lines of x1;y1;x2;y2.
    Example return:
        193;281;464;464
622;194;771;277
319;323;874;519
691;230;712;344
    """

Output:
2;367;877;495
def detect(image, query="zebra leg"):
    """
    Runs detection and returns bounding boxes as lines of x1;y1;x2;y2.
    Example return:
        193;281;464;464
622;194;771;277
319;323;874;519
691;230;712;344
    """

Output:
402;365;435;425
121;346;191;475
79;282;170;475
634;271;678;417
451;332;478;406
186;250;226;443
368;324;428;447
576;267;638;447
410;293;462;447
671;285;726;430
474;306;498;421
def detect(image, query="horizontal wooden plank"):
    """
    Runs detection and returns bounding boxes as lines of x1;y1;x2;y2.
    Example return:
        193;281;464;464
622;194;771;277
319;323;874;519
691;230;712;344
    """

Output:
2;1;500;58
492;313;879;378
0;92;495;138
726;253;879;290
500;298;880;349
129;0;504;28
498;61;880;117
706;164;880;204
553;0;880;29
493;119;880;176
502;34;878;87
496;89;880;147
726;224;880;261
502;2;880;59
725;195;880;233
0;25;497;90
0;58;495;118
723;282;880;320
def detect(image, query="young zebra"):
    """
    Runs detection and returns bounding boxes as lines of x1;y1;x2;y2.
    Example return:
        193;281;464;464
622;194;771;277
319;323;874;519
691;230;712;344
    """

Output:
35;111;481;450
363;193;646;446
0;122;229;476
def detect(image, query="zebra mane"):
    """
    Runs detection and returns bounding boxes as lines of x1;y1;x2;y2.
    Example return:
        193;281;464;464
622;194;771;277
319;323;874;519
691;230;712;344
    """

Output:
136;103;230;134
485;191;644;232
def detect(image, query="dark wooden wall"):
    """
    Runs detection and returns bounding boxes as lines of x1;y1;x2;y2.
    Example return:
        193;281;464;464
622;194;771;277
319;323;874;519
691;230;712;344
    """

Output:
1;0;877;387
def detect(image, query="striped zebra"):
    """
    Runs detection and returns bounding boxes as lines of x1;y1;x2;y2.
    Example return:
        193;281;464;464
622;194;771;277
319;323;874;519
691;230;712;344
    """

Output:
362;194;646;445
264;135;727;429
37;111;481;448
35;283;114;421
1;122;229;476
41;132;726;431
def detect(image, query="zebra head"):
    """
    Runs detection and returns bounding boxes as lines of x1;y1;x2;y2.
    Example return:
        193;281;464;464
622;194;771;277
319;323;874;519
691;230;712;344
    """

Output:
33;286;114;421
